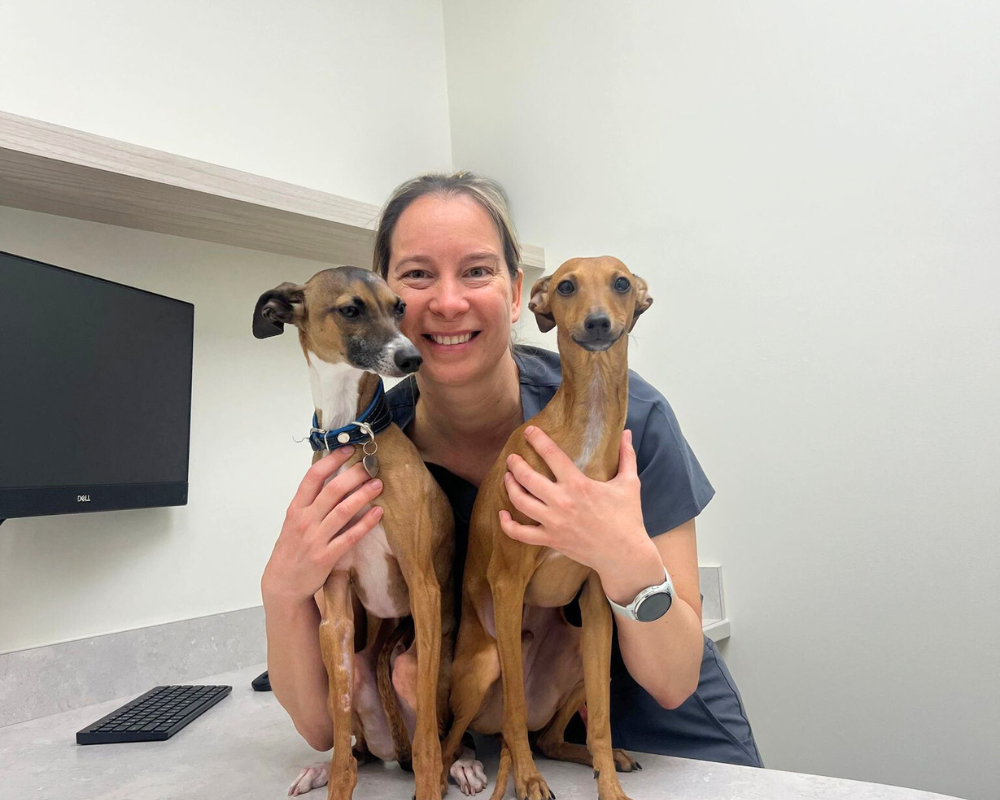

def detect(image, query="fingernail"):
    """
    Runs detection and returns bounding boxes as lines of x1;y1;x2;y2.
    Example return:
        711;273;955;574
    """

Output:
525;425;535;435
371;480;382;490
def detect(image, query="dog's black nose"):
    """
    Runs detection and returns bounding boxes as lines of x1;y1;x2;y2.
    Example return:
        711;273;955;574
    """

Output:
584;313;612;333
394;348;423;374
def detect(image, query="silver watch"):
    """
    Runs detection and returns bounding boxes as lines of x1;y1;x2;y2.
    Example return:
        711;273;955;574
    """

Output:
606;567;674;622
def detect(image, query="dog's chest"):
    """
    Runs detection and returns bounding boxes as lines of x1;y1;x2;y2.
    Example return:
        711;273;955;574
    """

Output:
327;466;410;620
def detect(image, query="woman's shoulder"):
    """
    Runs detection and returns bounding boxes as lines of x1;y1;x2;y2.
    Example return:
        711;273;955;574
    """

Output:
385;375;417;431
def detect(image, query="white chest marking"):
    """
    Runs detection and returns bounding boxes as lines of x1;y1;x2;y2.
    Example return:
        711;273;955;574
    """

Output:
307;353;362;431
573;374;604;470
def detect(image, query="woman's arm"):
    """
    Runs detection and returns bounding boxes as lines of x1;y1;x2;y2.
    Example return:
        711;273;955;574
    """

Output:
261;591;334;750
500;426;705;709
260;446;385;750
600;519;704;709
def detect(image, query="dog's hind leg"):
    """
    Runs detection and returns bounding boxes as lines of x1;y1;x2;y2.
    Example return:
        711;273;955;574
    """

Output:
320;570;358;800
377;617;414;769
579;571;633;800
441;597;500;794
534;683;640;774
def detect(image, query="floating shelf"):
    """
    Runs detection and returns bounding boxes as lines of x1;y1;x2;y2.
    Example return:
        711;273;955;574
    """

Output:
0;109;545;273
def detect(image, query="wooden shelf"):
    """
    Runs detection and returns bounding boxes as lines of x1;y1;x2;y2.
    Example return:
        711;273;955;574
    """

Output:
0;109;545;273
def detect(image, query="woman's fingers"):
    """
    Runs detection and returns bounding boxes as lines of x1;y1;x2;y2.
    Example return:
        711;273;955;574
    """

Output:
321;476;384;539
312;461;373;520
289;447;355;509
503;470;547;524
523;426;579;483
328;504;384;557
506;453;555;501
498;509;545;546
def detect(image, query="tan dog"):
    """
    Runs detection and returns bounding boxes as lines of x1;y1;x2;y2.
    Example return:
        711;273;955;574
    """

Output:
440;257;652;800
254;266;460;800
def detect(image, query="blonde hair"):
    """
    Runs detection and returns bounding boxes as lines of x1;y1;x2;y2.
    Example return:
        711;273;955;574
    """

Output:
373;171;521;280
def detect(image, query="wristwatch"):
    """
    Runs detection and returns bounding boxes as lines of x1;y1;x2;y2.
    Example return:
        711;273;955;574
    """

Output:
606;567;675;622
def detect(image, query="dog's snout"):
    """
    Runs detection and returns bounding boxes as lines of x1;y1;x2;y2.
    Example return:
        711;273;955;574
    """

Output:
394;346;423;374
584;313;612;334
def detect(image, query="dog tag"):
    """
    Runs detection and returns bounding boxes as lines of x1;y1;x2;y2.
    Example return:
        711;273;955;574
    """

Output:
363;454;380;479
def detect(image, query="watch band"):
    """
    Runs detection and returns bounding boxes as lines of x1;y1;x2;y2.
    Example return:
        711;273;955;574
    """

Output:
606;566;675;622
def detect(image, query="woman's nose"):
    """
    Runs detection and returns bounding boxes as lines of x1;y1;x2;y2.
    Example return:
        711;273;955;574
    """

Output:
428;277;470;318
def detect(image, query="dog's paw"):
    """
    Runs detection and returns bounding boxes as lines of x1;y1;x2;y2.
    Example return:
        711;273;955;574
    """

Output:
449;746;488;796
287;762;329;796
612;748;641;773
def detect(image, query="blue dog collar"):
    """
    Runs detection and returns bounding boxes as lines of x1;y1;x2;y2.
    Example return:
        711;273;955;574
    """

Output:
308;378;392;451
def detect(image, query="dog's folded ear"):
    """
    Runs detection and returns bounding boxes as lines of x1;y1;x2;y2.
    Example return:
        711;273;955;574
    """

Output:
628;274;653;332
253;282;305;339
529;275;556;333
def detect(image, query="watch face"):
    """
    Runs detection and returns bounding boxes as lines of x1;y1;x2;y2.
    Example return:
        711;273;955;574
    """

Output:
636;591;672;622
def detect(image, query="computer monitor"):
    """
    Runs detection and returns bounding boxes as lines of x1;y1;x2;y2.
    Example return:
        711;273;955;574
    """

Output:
0;251;194;522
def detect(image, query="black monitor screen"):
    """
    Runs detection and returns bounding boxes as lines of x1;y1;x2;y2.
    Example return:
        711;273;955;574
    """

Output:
0;251;194;519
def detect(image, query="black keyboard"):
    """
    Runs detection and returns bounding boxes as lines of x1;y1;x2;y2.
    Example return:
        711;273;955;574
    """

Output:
76;684;232;745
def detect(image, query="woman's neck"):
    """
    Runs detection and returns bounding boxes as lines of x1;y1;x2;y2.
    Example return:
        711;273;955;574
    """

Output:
412;350;522;452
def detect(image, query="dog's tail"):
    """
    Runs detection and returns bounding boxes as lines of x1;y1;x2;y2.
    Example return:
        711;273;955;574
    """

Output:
376;616;414;771
489;736;512;800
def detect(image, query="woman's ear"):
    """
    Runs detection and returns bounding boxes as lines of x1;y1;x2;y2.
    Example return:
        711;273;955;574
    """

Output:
510;267;524;324
529;275;555;333
628;274;653;332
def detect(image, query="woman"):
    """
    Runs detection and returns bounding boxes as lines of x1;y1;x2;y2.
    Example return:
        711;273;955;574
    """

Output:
261;172;762;778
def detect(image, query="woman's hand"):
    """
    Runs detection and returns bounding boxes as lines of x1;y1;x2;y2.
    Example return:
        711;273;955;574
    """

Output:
262;446;384;604
499;426;660;582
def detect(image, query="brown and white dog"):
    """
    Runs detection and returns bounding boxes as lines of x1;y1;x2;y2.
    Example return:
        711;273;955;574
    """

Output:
440;257;652;800
254;266;485;799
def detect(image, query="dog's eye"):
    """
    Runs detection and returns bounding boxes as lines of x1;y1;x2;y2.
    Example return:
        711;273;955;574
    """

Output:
394;300;406;318
557;280;575;296
613;277;631;293
339;305;361;319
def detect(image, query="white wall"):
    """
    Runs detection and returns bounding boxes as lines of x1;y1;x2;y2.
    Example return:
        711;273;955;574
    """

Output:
0;0;453;205
0;0;455;652
443;3;999;800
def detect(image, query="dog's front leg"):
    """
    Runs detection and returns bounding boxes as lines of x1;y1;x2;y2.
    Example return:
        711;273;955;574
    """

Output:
579;571;632;800
488;560;552;800
407;569;446;799
320;571;358;800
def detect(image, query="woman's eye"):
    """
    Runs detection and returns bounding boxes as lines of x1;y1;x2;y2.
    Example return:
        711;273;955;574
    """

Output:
339;305;360;318
467;266;492;278
403;269;429;280
557;280;575;296
614;277;631;293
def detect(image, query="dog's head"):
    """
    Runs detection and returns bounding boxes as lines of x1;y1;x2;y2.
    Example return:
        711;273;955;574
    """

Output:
253;266;422;377
528;257;652;350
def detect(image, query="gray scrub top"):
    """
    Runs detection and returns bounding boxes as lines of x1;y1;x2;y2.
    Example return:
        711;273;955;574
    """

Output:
386;345;762;768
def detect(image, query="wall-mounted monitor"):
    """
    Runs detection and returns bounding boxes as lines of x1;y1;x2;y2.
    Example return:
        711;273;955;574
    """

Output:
0;251;194;522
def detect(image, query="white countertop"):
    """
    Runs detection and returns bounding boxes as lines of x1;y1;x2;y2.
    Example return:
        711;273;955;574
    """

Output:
0;663;958;800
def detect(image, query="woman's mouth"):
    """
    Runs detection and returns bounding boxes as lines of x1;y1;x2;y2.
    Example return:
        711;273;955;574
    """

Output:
423;331;480;348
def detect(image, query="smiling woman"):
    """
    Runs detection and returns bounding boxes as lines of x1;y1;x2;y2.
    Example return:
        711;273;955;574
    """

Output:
371;171;762;772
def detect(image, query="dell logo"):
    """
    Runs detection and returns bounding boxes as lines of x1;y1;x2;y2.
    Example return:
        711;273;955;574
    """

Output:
77;495;91;503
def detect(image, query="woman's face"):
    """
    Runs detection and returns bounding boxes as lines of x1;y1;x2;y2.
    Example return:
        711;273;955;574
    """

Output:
386;192;522;388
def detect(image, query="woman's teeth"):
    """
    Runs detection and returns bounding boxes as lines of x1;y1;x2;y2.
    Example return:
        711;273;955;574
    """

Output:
430;333;473;345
